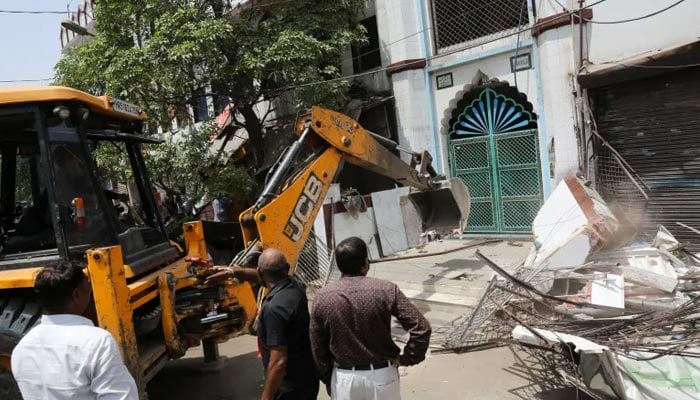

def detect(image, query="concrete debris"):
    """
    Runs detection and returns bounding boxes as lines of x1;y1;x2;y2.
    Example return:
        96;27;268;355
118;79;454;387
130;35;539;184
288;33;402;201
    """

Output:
511;325;608;353
527;173;620;272
512;326;700;400
439;174;700;399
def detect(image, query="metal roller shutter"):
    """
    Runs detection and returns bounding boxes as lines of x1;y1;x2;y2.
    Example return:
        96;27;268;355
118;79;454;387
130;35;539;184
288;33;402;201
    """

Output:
592;67;700;250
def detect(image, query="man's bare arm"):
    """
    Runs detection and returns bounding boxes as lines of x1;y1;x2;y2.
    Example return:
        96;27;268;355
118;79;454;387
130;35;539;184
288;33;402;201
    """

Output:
261;346;288;400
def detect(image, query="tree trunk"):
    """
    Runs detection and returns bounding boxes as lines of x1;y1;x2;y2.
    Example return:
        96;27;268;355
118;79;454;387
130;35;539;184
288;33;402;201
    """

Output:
238;104;265;170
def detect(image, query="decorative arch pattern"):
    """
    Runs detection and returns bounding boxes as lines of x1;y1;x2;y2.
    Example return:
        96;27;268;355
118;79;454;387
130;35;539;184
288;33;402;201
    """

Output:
451;88;536;136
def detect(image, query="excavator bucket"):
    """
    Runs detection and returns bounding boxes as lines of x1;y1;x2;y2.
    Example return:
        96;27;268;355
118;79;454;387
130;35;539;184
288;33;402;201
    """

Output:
407;178;471;234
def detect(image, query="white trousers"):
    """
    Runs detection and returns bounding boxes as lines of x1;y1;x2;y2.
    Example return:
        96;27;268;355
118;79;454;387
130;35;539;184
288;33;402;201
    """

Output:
331;365;401;400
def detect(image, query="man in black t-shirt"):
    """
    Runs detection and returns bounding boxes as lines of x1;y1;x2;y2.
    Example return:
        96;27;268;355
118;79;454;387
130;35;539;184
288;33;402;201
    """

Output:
257;248;319;400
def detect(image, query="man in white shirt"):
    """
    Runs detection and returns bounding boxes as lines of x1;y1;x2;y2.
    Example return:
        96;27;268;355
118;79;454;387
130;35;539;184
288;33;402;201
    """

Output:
11;261;138;400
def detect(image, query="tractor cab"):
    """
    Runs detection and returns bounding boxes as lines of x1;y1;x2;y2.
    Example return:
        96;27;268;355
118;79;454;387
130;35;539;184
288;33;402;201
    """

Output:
0;87;177;275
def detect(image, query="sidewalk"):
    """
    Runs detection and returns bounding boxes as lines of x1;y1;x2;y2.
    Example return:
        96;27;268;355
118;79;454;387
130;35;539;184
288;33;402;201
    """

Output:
367;239;531;326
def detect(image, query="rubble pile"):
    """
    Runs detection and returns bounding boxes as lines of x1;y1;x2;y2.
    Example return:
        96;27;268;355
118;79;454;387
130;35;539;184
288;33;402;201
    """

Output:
439;174;700;400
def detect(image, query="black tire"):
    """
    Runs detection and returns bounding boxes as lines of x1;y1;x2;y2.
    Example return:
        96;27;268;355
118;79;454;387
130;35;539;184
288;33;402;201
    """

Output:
133;305;162;336
0;370;22;400
0;297;42;400
0;330;23;400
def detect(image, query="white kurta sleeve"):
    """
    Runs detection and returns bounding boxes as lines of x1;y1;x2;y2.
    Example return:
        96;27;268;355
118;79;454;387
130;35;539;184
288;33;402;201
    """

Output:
90;333;139;400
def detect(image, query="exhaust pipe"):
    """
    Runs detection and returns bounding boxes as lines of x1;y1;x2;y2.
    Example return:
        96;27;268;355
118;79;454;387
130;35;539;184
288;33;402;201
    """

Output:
407;178;470;234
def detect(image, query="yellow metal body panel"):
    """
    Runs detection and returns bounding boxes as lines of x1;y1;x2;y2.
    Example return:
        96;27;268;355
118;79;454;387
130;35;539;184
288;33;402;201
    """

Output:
158;272;186;358
224;281;258;334
127;259;189;299
0;86;146;121
183;221;207;258
302;106;376;160
0;267;40;289
243;148;342;271
86;246;145;394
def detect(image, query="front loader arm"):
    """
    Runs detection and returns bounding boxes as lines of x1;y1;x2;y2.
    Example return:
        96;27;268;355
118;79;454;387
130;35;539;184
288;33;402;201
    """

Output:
299;107;437;191
240;146;343;269
238;106;469;273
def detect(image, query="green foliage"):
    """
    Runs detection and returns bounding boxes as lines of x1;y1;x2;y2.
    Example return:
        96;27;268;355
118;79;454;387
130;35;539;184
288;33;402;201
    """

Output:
54;0;368;131
91;123;256;203
55;0;367;201
143;123;256;200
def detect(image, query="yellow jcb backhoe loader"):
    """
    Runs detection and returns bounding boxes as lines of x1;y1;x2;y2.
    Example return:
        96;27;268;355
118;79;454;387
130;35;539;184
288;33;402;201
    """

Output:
0;86;469;399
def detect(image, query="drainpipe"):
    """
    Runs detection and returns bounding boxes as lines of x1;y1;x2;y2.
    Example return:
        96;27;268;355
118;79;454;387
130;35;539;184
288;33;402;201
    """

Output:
568;0;583;174
417;0;443;174
578;0;588;176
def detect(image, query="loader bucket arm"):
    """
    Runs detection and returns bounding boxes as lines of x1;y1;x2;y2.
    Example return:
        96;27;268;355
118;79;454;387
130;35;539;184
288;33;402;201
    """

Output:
299;107;470;233
239;107;470;271
407;177;470;233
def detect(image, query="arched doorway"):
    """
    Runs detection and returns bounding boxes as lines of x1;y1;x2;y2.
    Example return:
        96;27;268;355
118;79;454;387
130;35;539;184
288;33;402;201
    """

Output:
446;83;543;233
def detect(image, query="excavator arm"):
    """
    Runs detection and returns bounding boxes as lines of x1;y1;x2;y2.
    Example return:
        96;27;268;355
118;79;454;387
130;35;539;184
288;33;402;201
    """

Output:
236;106;470;271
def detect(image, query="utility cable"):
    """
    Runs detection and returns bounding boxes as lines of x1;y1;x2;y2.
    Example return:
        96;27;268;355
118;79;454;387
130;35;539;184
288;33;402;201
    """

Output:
0;78;54;83
6;1;612;91
583;0;687;24
0;9;67;14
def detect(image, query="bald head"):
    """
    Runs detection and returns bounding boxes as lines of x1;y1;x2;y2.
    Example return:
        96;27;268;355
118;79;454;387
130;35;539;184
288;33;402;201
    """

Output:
258;248;290;284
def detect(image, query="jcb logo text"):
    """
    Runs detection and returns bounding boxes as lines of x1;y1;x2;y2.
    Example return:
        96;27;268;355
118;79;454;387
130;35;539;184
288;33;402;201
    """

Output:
283;173;323;242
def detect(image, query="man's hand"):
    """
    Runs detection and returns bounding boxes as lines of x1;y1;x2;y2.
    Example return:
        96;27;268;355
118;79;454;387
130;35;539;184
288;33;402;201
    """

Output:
390;356;400;367
204;266;241;286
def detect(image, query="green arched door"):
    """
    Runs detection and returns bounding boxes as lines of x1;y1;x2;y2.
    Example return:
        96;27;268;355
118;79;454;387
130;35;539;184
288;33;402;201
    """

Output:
447;86;543;233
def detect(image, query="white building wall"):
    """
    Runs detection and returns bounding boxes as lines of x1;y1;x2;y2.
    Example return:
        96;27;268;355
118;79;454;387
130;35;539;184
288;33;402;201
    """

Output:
586;0;700;64
374;0;424;64
536;26;580;184
392;70;432;162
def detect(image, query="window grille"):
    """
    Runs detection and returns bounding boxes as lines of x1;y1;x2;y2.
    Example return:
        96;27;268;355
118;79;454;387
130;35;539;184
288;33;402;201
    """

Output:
430;0;529;53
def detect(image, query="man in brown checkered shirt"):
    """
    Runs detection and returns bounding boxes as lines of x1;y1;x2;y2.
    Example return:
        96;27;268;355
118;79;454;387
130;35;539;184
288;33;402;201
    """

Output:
310;237;431;400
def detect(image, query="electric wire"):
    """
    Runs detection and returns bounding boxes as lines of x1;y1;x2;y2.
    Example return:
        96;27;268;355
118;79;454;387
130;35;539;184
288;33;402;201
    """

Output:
0;9;67;14
3;0;609;85
584;0;687;24
0;78;54;83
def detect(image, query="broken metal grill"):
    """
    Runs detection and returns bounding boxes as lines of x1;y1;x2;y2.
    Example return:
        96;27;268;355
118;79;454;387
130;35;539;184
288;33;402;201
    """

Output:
430;0;529;53
441;259;549;350
294;230;335;291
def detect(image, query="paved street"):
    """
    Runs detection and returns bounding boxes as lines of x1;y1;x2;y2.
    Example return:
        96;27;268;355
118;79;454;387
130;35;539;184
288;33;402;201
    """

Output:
148;239;592;400
148;334;591;400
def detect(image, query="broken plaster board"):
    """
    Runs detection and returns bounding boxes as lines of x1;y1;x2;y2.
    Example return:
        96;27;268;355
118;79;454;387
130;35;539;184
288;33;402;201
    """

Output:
312;183;341;248
371;187;410;256
589;247;680;293
584;350;700;400
512;325;608;353
530;174;618;270
333;206;381;260
589;272;625;309
400;195;422;249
